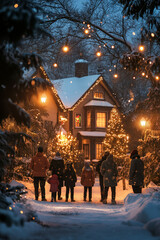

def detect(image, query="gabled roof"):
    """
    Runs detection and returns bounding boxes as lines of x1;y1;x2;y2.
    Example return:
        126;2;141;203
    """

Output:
51;75;100;109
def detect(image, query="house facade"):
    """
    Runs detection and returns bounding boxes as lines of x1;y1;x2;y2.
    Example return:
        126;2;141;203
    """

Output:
37;60;120;160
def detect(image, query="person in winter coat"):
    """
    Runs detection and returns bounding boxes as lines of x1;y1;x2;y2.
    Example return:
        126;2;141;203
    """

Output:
47;174;59;202
64;162;77;202
30;146;49;201
100;154;118;204
81;161;95;202
129;149;144;194
96;151;110;202
49;152;65;200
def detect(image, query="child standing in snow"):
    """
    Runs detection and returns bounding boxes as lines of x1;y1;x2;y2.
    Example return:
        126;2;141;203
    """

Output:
47;174;59;202
64;162;77;202
81;160;95;202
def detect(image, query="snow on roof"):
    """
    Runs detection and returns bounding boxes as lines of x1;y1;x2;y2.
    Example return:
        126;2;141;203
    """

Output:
84;100;114;107
79;131;106;137
75;59;88;64
52;75;100;108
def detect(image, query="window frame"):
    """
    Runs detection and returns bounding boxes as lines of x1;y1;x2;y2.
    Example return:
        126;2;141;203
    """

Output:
96;112;106;128
93;91;104;100
75;113;82;128
96;143;102;160
86;111;91;128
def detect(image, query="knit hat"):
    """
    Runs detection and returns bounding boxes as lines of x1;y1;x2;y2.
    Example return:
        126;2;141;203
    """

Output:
130;150;138;158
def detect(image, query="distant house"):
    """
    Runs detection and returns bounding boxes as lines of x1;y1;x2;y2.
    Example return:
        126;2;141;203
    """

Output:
36;59;120;160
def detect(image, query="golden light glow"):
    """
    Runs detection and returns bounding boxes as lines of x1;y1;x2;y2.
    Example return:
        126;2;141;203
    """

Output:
140;119;146;127
155;75;160;81
31;80;35;86
114;74;118;78
84;29;89;34
62;45;69;53
142;72;145;76
151;33;155;37
53;63;58;68
132;32;136;35
14;3;19;8
111;45;115;49
41;95;47;103
96;51;102;57
139;45;145;52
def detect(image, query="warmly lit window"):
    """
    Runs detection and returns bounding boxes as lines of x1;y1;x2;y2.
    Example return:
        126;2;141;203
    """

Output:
96;112;106;128
94;92;104;99
96;143;102;159
87;111;91;128
75;114;82;128
83;144;89;159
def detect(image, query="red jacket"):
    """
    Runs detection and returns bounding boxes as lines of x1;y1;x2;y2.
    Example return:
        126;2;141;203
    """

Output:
30;152;49;177
47;174;59;192
81;167;95;187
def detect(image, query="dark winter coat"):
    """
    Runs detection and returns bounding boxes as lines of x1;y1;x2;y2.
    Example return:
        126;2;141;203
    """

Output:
81;166;95;187
64;166;77;188
47;174;59;192
96;156;106;186
100;155;118;187
30;152;49;177
129;154;144;187
49;156;65;187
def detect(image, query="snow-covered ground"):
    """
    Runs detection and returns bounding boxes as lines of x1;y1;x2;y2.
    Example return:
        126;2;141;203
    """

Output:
0;178;160;240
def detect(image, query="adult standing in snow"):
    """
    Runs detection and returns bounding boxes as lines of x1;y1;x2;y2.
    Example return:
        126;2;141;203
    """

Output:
129;150;144;193
96;151;110;202
49;152;65;200
100;154;118;204
81;161;95;202
64;162;77;202
30;146;49;201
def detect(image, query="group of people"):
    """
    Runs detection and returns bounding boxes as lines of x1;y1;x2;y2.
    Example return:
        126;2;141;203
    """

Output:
30;147;144;204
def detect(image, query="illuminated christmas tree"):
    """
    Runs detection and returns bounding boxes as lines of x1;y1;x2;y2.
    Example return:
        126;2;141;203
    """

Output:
103;108;129;187
48;129;83;174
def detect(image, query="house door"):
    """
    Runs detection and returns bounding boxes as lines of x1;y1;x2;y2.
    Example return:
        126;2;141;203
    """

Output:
83;144;89;159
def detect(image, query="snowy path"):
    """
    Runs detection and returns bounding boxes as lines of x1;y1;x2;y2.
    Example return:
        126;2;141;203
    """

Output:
1;178;159;240
14;178;157;240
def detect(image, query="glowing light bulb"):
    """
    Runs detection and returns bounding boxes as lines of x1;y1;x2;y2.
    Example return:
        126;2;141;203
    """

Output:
41;95;47;103
151;33;155;37
140;119;146;127
14;3;19;8
96;51;102;57
62;45;69;53
114;74;118;78
155;76;159;81
142;72;145;76
132;32;136;35
111;45;115;49
84;29;89;34
139;45;145;52
31;80;35;86
53;63;58;68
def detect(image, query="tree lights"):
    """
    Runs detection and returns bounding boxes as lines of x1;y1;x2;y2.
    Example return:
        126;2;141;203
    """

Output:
139;45;145;52
62;45;69;53
96;51;102;57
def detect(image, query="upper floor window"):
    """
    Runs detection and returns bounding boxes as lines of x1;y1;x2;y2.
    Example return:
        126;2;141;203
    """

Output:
96;112;106;128
94;92;104;99
75;114;82;128
87;111;91;128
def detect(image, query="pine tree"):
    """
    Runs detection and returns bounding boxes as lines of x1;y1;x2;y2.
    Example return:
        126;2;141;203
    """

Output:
48;129;83;174
102;108;129;187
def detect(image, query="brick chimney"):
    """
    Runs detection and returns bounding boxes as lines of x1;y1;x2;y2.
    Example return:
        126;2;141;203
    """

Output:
75;59;88;77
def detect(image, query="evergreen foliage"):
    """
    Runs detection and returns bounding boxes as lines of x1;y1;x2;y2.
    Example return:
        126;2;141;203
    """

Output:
102;108;129;178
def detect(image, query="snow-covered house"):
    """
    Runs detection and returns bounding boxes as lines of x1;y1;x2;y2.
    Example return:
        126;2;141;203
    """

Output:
37;60;120;160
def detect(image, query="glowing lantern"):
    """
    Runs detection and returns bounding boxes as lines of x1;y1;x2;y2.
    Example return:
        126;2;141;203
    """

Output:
140;119;146;127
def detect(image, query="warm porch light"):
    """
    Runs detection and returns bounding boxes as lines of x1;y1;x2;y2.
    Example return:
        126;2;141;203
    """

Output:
41;95;47;103
140;119;146;127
